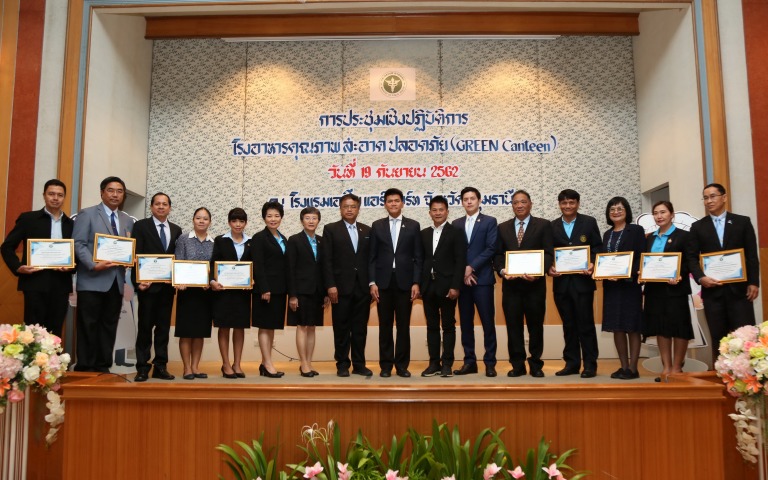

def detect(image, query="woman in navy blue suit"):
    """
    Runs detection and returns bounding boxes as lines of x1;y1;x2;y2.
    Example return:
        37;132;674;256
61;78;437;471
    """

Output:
250;202;288;378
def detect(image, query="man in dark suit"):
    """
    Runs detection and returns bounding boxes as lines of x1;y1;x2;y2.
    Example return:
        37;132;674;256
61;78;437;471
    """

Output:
686;182;760;364
369;188;423;377
451;186;498;377
548;189;602;378
495;190;554;378
1;179;74;336
72;176;135;372
131;193;182;382
322;194;373;377
420;196;466;377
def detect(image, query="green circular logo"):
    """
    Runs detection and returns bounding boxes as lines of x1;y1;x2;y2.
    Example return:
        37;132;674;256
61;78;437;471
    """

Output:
380;72;406;96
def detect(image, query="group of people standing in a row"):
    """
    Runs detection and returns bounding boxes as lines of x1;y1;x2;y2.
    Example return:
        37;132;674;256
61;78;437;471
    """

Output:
1;178;759;382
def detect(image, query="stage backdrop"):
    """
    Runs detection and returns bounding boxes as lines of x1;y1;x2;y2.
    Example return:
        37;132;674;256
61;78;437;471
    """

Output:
146;37;639;237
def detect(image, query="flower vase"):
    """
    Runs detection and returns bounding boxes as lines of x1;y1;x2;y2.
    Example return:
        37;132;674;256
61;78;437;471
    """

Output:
0;388;30;480
759;395;768;480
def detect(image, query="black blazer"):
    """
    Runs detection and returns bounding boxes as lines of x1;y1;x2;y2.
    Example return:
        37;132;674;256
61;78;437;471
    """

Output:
250;228;288;295
210;234;253;281
1;209;74;293
287;232;324;297
369;216;423;291
686;212;760;297
644;228;691;297
494;216;554;293
420;222;467;296
550;214;602;294
321;220;371;295
130;217;182;293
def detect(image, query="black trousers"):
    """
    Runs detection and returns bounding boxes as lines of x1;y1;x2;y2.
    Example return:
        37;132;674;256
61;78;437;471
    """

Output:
377;282;412;372
554;289;599;371
704;288;757;362
331;286;371;370
75;281;122;372
423;284;457;367
23;290;69;337
136;287;175;372
457;284;497;367
501;284;545;372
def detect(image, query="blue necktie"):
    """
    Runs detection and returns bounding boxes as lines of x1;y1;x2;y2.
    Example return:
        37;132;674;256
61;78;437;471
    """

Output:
348;224;358;253
159;224;167;251
715;218;724;247
390;219;398;249
110;212;118;235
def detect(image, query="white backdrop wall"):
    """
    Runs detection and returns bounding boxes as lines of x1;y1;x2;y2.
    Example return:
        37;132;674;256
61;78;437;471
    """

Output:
146;37;641;236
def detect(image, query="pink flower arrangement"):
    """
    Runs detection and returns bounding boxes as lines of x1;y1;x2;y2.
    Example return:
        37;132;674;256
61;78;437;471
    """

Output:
303;461;323;479
483;463;502;480
507;466;525;479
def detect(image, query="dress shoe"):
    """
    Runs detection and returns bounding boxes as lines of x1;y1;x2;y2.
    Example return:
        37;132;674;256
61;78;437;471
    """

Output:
440;365;453;378
485;366;497;377
115;362;135;367
183;373;195;380
654;376;662;383
555;366;580;376
610;368;627;379
619;369;640;380
396;369;411;378
580;370;597;379
134;371;149;382
421;365;441;377
311;370;319;376
453;363;478;375
352;367;373;376
232;365;246;378
152;368;175;380
530;370;545;378
258;364;283;378
508;369;526;377
300;367;315;378
380;370;392;378
193;372;208;379
222;366;238;379
337;368;350;377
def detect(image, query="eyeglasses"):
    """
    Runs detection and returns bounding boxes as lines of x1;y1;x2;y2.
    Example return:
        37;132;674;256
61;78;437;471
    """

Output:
104;188;124;195
609;207;625;213
702;194;724;201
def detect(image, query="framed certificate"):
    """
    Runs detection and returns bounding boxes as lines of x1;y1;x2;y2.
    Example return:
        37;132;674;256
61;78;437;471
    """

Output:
172;260;210;287
136;254;174;283
26;238;75;269
554;246;590;274
639;252;681;282
93;233;135;266
504;250;545;277
214;261;253;289
594;252;633;280
700;248;746;284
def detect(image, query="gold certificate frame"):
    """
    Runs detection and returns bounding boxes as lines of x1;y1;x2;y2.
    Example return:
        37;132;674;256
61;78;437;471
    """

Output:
26;238;75;269
92;233;136;266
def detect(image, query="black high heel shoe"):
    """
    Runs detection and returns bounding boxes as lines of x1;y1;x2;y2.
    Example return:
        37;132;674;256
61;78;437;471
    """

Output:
232;364;246;378
259;364;283;378
221;366;237;379
300;367;315;378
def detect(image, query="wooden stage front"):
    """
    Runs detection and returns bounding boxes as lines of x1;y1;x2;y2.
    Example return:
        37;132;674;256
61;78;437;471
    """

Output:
22;362;751;480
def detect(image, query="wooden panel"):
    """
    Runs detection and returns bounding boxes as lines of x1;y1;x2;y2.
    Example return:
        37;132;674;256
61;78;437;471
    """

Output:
145;12;639;39
0;0;20;238
61;373;724;480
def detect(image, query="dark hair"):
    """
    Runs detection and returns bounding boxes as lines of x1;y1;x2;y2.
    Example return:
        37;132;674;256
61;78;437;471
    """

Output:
99;176;126;192
43;179;66;195
339;193;361;206
704;183;726;195
261;201;284;219
150;192;171;207
193;207;211;220
652;200;674;215
557;189;580;202
300;206;321;222
605;196;633;226
429;195;449;209
383;188;404;201
460;187;481;201
512;190;531;201
228;208;247;222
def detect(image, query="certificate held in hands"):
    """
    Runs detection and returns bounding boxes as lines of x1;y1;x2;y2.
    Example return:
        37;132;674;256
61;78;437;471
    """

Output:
701;248;746;283
594;252;633;280
27;239;75;269
504;250;545;276
214;261;253;289
93;233;135;266
172;260;210;287
639;253;681;282
136;254;174;283
554;246;589;274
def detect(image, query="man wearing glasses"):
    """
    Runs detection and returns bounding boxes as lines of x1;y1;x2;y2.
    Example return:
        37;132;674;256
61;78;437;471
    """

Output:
686;183;760;365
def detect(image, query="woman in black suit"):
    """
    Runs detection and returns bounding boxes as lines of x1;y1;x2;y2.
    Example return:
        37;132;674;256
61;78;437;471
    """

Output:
209;208;252;379
599;197;646;380
642;201;693;381
287;207;329;377
250;202;288;378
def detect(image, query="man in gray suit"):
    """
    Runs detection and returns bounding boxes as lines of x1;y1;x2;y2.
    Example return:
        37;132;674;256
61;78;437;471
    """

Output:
72;176;135;372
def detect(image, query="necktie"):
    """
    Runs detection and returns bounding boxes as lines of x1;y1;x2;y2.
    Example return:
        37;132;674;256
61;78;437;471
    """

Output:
110;212;118;235
465;216;474;242
159;224;167;251
348;224;358;253
715;218;724;247
517;220;525;246
390;219;398;249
